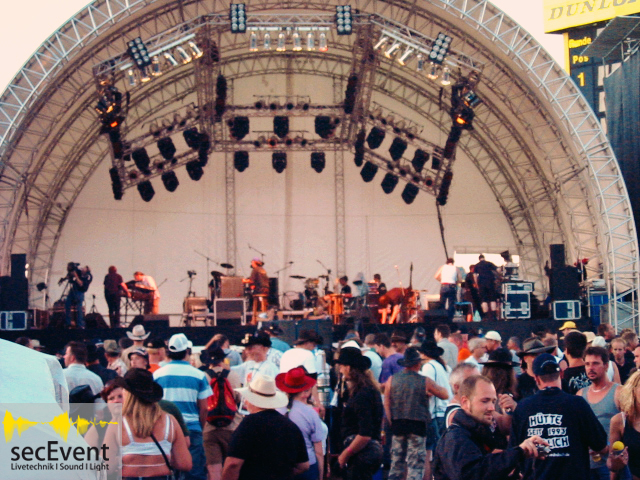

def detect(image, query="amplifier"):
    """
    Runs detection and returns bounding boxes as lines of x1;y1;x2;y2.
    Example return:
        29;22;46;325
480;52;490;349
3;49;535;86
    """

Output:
0;311;27;330
503;282;533;293
503;292;531;319
220;276;244;298
553;300;581;321
183;297;208;313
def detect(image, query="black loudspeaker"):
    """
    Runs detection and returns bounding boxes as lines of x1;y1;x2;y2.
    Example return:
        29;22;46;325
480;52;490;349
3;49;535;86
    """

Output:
550;244;565;269
550;266;581;301
0;275;28;311
130;314;170;330
11;254;27;279
268;278;279;307
258;319;333;349
85;313;109;329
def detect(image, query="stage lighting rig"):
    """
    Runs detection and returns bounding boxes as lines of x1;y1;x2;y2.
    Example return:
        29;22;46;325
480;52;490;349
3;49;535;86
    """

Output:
274;116;289;138
366;127;385;149
428;32;452;65
360;162;378;182
389;137;408;161
272;152;287;173
186;160;204;181
161;171;179;192
381;173;399;194
234;151;249;172
311;152;326;173
127;37;152;71
230;4;247;33
401;183;419;205
137;180;155;202
336;6;353;35
411;150;429;172
229;116;250;140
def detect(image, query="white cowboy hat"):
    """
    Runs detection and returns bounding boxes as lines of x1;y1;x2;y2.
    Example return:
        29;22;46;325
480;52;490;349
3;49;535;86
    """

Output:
127;324;151;341
235;374;287;409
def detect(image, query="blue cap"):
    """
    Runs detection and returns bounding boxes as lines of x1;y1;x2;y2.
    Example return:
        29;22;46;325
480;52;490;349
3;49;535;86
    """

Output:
532;353;560;376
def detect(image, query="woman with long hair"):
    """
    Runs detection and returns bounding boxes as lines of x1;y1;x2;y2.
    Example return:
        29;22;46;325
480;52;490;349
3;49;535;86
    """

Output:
609;371;640;480
335;347;383;480
105;368;192;479
276;367;328;480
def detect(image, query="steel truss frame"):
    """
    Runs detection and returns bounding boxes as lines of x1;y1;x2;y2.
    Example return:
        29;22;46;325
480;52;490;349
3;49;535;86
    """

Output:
0;0;636;330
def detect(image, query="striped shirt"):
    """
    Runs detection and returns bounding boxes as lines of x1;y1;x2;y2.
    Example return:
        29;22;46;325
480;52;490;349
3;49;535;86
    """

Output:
153;360;212;432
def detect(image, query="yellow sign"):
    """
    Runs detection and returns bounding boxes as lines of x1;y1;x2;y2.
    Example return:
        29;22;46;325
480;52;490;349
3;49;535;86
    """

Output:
544;0;640;33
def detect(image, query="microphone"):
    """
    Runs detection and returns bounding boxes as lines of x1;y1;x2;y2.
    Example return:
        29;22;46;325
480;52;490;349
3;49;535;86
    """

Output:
289;261;294;264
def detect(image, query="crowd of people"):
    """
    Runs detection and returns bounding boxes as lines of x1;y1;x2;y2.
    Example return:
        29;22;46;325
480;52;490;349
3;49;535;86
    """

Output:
12;319;640;480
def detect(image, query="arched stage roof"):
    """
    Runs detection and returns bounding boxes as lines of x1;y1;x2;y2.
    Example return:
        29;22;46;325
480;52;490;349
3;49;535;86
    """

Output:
0;0;637;329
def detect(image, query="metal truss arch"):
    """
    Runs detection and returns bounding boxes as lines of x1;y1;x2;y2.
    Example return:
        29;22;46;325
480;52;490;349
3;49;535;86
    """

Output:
0;0;635;328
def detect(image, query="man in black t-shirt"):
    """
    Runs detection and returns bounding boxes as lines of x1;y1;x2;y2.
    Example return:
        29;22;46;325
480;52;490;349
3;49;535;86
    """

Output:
222;374;308;480
561;332;590;395
474;255;499;321
509;354;607;480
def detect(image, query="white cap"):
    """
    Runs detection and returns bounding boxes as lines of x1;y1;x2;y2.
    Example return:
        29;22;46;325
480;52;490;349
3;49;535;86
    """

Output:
168;333;189;352
485;331;502;342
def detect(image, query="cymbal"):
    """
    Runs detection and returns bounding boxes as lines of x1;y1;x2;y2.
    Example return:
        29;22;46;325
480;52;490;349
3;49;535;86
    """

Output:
290;275;306;279
220;263;234;269
318;275;329;279
210;271;224;277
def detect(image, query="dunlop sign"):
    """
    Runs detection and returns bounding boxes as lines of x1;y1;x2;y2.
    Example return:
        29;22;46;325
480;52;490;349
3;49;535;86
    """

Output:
544;0;640;32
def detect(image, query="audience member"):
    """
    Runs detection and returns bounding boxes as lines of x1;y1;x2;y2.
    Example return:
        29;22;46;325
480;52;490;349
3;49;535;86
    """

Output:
509;354;608;480
86;343;117;385
374;333;403;386
612;338;634;385
562;331;591;394
363;334;383;382
621;331;638;364
104;339;128;377
484;331;502;353
129;348;150;370
516;338;555;400
463;337;487;368
390;331;409;355
144;338;166;372
445;363;480;428
280;329;322;374
597;323;616;342
451;333;471;363
507;336;522;375
608;371;640;480
63;341;104;397
264;324;291;353
122;325;151;369
222;374;309;480
434;324;458;368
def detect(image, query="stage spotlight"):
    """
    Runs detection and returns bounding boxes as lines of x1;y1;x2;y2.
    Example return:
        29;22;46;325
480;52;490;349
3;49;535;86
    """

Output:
366;127;385;149
234;151;249;172
336;5;353;35
272;152;287;173
164;51;179;67
360;161;378;182
276;31;286;52
307;32;315;51
268;136;279;147
318;32;328;52
401;183;419;205
230;4;247;33
137;180;155;202
344;74;358;114
263;32;272;50
126;69;137;87
452;105;475;130
274;116;289;138
249;31;258;51
286;101;295;110
428;32;452;65
198;133;211;166
132;148;151;174
229;116;250;140
374;35;389;50
431;153;442;170
416;54;425;72
397;47;413;66
157;137;176;161
388;137;407;161
311;152;326;173
292;31;302;51
427;62;439;80
161;171;179;192
381;173;399;194
441;66;451;85
255;100;264;109
176;46;192;64
411;149;429;172
437;170;453;206
189;41;204;59
109;167;123;200
354;129;366;167
384;42;401;58
127;37;151;70
186;160;204;181
315;116;336;139
183;127;201;149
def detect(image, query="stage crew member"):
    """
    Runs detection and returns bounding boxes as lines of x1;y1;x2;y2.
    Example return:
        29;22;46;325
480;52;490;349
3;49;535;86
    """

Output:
104;265;130;328
435;258;463;323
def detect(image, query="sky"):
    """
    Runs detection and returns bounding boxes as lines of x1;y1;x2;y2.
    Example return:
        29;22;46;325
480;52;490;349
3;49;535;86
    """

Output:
0;1;565;95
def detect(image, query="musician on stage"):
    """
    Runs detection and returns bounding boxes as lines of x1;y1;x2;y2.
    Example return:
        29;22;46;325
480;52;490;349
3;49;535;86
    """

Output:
338;276;352;296
104;266;130;328
207;271;223;311
243;258;269;322
378;287;408;324
373;273;387;296
59;262;93;328
133;271;160;314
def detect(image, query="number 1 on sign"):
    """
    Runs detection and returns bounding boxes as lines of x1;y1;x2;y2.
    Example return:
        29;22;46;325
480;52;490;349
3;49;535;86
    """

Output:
577;72;585;87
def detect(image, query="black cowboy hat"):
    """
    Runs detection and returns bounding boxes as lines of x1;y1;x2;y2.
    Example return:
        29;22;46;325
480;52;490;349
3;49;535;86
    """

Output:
398;347;423;368
419;340;444;359
123;368;164;404
295;329;324;346
480;347;520;368
335;347;372;371
200;341;227;365
517;338;556;358
241;331;272;348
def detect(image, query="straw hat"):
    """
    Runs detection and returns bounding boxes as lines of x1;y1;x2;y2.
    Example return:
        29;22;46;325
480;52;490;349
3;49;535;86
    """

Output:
127;324;151;341
235;374;287;409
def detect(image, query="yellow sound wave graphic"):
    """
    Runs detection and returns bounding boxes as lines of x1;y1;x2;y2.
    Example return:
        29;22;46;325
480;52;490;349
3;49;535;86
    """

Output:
3;410;118;443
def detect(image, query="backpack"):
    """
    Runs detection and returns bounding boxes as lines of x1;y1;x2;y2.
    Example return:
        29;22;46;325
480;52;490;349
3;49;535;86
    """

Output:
206;369;237;427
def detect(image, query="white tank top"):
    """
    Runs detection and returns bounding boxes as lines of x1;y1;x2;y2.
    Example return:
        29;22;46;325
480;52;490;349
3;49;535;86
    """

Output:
122;414;172;468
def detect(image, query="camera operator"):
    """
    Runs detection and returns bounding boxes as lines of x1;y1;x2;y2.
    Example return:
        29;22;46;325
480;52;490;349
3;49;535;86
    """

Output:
509;354;608;480
59;262;93;328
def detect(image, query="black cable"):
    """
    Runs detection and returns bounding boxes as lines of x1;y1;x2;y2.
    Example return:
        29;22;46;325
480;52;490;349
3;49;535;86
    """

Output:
436;202;449;259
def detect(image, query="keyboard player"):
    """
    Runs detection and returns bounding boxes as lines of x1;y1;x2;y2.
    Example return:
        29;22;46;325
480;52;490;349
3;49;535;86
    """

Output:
132;271;160;314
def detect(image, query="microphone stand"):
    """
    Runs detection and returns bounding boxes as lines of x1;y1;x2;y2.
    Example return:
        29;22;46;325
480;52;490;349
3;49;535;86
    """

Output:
195;250;216;294
248;244;266;263
273;262;294;310
317;259;332;294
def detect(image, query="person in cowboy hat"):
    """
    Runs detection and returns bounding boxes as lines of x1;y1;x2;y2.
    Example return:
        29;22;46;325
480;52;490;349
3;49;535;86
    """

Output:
418;340;453;478
122;324;151;369
384;347;448;480
104;339;128;377
103;368;192;478
276;367;328;480
243;258;270;323
221;374;310;480
516;337;556;400
232;332;280;415
479;348;520;435
335;347;384;480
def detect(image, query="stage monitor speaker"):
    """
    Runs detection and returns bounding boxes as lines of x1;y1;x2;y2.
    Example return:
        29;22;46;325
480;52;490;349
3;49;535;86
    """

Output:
550;244;565;269
550;266;580;301
268;278;279;307
0;275;28;311
11;254;27;279
85;312;109;329
220;276;244;298
130;314;170;329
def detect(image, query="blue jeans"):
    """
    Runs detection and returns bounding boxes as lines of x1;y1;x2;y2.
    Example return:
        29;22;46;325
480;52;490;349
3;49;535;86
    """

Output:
439;284;457;322
186;430;207;480
294;461;319;480
65;290;84;328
